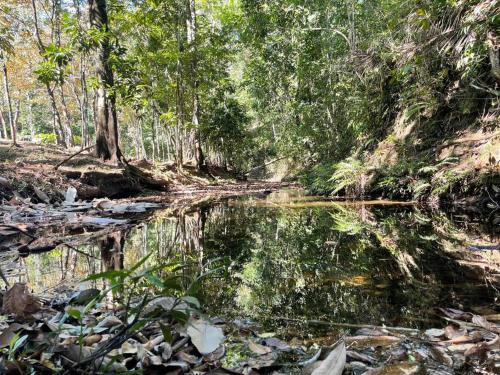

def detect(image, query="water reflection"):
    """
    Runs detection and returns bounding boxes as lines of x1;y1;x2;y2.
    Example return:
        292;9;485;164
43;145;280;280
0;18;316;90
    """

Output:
10;191;500;330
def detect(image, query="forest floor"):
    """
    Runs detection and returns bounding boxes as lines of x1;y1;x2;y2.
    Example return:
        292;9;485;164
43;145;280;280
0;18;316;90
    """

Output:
0;140;292;205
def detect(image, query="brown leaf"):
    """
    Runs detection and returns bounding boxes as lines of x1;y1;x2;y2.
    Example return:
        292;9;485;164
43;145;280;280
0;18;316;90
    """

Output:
438;308;473;321
448;343;476;353
363;362;420;375
249;340;272;355
33;187;50;203
444;325;466;339
346;350;376;364
464;335;500;357
483;314;500;322
448;331;483;344
0;323;26;348
2;283;41;317
430;346;453;367
311;340;346;375
472;315;499;333
345;335;400;348
84;334;102;346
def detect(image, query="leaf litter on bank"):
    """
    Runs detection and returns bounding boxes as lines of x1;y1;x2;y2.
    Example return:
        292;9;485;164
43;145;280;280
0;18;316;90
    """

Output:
0;281;499;375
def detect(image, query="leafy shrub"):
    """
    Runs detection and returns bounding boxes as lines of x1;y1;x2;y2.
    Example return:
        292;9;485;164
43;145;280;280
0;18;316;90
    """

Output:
329;158;367;196
39;133;57;145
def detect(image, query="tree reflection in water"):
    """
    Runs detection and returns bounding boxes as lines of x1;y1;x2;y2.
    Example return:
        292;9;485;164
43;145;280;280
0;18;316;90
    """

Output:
17;194;500;331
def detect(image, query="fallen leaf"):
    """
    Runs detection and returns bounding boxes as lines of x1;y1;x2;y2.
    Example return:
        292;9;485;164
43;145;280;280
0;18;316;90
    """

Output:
424;328;445;338
96;315;122;329
204;344;225;361
311;340;346;375
261;337;291;351
142;296;189;316
249;340;272;355
247;352;277;370
448;331;483;344
0;323;26;348
438;308;473;321
443;325;466;339
448;343;476;353
2;283;41;317
430;346;453;367
121;340;138;354
345;335;400;348
80;217;128;226
472;315;499;333
187;317;225;355
464;335;500;357
84;334;102;346
33;187;50;203
363;362;420;375
177;351;201;364
483;314;500;322
346;350;376;364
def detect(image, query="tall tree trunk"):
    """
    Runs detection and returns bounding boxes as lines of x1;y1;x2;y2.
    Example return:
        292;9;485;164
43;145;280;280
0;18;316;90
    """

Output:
31;0;65;146
186;0;205;171
0;109;7;139
175;27;185;170
73;0;91;148
27;92;35;141
2;63;16;145
81;66;91;147
89;0;122;163
59;85;74;147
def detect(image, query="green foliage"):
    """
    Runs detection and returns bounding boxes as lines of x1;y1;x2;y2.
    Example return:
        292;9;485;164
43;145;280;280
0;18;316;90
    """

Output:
39;133;57;145
329;158;367;196
299;164;336;195
35;44;72;84
202;87;254;171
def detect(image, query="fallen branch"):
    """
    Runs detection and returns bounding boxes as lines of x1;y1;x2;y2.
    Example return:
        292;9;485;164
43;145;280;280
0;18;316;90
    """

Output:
273;316;420;333
54;144;95;170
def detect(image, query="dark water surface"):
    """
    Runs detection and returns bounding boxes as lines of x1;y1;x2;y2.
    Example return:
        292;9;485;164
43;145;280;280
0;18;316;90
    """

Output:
14;190;500;333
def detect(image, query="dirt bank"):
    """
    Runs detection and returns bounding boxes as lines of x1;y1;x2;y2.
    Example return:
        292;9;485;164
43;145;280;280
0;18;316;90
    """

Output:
0;141;293;204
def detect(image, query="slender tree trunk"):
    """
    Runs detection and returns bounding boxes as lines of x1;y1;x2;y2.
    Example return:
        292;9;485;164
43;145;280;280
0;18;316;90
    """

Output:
2;63;16;145
0;109;7;139
81;66;90;147
137;117;147;160
73;0;91;148
186;0;205;171
59;85;74;147
175;30;185;169
13;100;20;134
27;92;35;141
31;0;65;146
89;0;122;163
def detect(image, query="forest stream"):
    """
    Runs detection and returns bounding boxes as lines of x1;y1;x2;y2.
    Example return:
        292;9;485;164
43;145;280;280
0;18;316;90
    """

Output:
1;189;499;373
7;189;499;331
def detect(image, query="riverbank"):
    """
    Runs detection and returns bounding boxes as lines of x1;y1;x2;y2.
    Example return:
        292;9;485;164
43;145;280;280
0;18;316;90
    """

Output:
0;141;293;204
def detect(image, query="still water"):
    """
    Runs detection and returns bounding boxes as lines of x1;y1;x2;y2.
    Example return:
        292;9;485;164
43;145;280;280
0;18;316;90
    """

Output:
14;190;500;332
